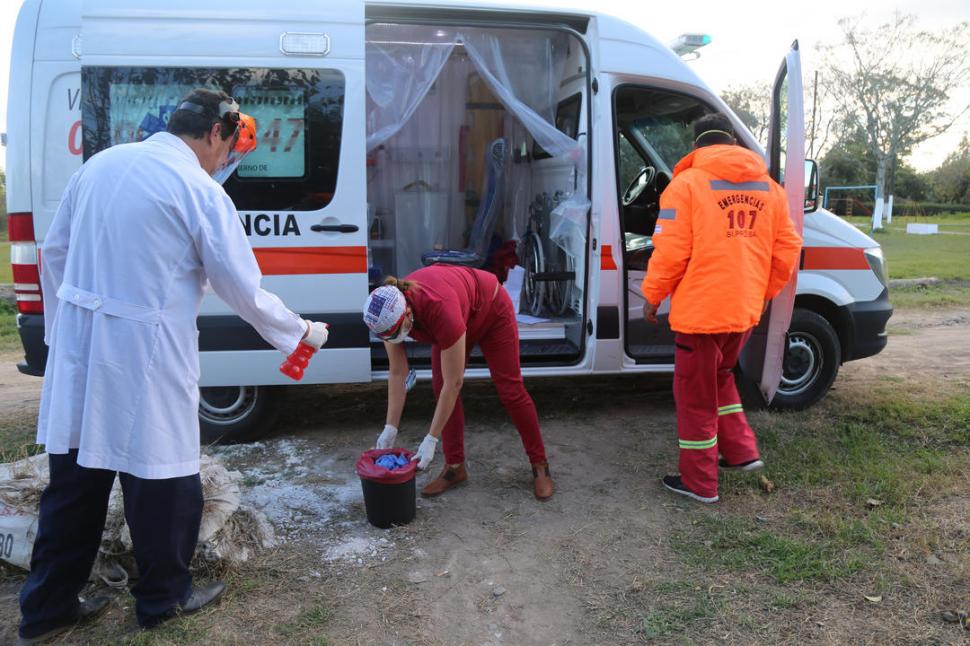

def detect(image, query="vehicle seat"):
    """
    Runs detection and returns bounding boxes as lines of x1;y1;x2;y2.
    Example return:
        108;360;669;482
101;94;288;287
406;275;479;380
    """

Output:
421;138;506;267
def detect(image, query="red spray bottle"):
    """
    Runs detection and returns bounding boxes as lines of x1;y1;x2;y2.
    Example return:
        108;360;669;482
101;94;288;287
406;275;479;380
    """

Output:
279;323;328;381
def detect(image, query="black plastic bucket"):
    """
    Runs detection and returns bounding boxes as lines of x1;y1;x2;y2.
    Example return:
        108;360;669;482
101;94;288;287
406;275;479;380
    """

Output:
356;449;417;529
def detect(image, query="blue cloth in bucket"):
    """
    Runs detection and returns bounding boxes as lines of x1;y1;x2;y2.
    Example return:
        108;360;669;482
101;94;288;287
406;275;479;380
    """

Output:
375;453;410;470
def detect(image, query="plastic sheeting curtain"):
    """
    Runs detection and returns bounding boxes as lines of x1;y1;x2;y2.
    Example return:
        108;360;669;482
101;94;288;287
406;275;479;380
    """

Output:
365;24;456;152
365;25;584;164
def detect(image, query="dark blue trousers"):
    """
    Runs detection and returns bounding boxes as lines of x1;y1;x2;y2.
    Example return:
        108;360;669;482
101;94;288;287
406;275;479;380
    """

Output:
19;450;203;636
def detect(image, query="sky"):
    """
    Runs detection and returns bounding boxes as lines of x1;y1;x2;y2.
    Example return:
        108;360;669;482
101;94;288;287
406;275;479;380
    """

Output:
1;0;968;173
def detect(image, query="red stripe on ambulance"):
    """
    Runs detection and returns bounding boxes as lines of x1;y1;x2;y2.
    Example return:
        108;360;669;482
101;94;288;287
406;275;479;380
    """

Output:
801;247;870;271
600;244;617;271
253;246;368;275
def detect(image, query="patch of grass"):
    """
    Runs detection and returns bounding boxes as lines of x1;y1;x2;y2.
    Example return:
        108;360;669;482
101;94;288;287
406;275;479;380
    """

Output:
0;301;21;352
640;593;720;639
765;590;803;610
754;395;970;507
608;580;723;639
124;619;198;645
0;415;42;463
674;516;865;583
843;215;970;280
274;600;334;641
0;239;10;284
678;388;970;588
846;213;970;231
890;279;970;309
878;231;970;280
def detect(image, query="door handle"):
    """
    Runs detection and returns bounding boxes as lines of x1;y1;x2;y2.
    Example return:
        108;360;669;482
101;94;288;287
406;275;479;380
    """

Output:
311;223;359;233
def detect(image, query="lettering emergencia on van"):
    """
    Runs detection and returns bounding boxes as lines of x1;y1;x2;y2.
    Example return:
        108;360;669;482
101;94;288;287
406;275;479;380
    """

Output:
240;213;301;237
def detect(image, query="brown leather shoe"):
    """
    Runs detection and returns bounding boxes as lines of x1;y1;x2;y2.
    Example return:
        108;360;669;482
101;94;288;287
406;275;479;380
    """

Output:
532;461;554;501
420;463;468;497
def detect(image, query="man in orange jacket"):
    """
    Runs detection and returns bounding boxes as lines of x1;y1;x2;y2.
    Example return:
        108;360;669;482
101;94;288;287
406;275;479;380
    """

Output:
642;113;802;503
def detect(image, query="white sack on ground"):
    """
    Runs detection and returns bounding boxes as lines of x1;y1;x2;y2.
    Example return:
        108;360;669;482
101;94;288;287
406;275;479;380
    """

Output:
0;453;275;577
0;454;49;569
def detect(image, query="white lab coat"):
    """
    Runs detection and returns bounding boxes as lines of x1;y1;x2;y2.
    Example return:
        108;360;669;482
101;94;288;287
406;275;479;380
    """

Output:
37;132;305;479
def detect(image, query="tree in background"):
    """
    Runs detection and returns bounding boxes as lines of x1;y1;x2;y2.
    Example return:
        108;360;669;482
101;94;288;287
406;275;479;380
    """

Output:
721;83;771;146
804;70;844;161
929;135;970;204
819;126;930;210
723;73;842;161
821;13;970;228
819;127;873;191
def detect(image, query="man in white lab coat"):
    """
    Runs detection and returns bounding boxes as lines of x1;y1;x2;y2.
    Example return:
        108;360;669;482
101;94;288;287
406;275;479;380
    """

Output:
17;89;329;643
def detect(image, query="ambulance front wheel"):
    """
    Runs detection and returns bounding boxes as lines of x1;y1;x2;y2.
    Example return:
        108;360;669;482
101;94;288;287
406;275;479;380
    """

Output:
199;385;286;444
771;308;841;411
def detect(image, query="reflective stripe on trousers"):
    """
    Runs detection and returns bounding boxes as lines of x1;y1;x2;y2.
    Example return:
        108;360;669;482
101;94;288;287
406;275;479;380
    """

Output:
674;330;759;498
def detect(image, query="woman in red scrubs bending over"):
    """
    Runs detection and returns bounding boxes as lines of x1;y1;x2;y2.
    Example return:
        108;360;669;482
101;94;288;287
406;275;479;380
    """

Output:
363;264;554;501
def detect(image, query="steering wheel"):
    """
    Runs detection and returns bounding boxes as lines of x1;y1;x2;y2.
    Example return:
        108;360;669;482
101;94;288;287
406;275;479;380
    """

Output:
622;166;657;207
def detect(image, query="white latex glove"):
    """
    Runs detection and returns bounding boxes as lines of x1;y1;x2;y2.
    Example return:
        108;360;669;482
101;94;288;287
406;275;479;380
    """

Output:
301;320;329;350
375;424;398;450
411;434;438;470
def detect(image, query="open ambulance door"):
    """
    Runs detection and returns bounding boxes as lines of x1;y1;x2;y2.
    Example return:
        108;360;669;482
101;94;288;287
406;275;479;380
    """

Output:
79;0;369;438
739;41;805;404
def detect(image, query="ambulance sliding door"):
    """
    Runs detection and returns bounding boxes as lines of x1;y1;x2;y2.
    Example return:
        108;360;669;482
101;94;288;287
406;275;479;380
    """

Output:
80;0;370;386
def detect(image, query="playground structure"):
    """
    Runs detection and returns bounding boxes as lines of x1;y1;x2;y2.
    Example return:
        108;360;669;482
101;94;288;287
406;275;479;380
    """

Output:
822;185;876;216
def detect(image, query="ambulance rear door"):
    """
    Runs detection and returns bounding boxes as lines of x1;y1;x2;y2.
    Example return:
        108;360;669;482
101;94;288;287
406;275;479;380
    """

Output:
739;42;805;403
79;0;371;386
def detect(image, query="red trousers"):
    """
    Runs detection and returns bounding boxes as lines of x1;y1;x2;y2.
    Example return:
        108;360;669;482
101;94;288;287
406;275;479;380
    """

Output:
432;289;547;465
673;330;759;498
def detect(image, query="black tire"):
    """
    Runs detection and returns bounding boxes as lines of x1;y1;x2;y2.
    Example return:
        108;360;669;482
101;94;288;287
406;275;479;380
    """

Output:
770;308;841;411
522;232;545;316
198;385;286;444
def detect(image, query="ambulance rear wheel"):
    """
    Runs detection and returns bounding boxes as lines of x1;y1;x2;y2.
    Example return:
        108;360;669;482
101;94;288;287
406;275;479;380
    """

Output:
771;308;840;411
199;385;286;444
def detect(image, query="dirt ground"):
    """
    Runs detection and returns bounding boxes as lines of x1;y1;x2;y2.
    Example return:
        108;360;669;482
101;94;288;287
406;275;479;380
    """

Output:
0;306;968;645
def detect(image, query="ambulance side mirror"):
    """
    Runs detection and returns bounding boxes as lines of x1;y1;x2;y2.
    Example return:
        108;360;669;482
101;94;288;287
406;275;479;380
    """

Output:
804;159;820;213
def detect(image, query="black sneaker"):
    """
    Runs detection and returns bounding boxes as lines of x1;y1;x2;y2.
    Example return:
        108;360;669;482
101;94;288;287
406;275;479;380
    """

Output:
662;475;719;504
718;458;765;472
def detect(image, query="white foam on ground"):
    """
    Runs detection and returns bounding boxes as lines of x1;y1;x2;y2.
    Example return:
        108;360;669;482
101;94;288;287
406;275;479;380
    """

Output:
210;438;363;541
209;438;405;565
323;535;392;562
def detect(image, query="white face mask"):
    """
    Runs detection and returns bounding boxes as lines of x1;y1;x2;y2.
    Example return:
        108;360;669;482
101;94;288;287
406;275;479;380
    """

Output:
384;316;412;344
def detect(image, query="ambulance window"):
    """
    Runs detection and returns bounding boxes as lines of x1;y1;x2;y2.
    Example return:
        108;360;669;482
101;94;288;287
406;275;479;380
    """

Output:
233;87;308;179
617;133;646;189
613;86;720;172
81;67;345;212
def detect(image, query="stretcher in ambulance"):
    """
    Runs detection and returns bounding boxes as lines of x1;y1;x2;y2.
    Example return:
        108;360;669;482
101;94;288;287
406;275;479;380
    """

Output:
5;0;892;441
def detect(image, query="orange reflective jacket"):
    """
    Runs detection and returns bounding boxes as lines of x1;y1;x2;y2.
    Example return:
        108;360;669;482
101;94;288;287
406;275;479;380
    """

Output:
641;145;802;334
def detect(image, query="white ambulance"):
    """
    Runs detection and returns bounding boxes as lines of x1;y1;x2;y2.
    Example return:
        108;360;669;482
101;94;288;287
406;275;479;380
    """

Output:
5;0;891;442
